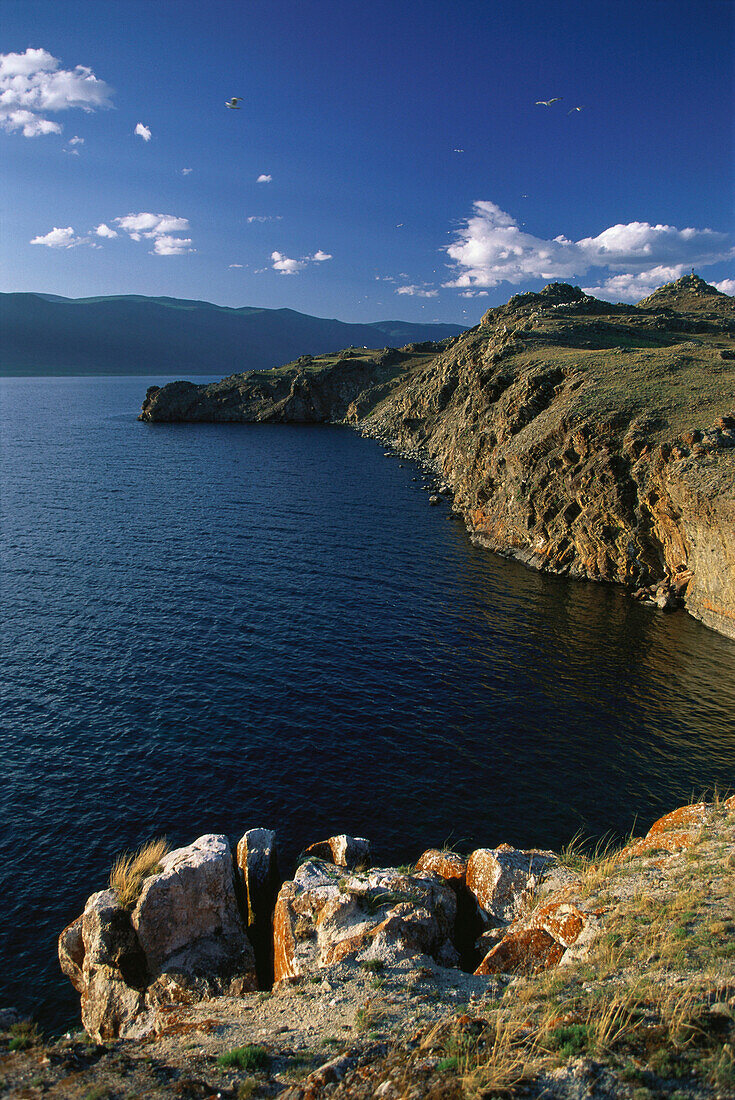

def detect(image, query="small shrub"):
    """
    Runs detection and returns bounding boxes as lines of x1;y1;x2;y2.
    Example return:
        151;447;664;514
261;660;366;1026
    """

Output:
110;837;169;907
546;1023;589;1058
362;959;385;973
8;1021;40;1051
437;1055;459;1072
217;1045;270;1071
237;1081;258;1100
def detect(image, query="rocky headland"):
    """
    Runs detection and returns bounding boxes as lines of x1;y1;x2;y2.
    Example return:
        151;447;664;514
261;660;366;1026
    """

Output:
139;275;735;641
2;795;734;1097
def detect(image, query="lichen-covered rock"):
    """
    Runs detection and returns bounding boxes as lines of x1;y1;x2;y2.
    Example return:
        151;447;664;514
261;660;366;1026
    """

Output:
474;900;602;976
303;835;371;870
59;835;256;1040
415;849;466;887
465;844;557;924
273;861;458;981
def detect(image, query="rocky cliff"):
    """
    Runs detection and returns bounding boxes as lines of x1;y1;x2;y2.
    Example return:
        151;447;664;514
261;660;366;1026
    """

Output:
140;275;735;640
3;795;734;1097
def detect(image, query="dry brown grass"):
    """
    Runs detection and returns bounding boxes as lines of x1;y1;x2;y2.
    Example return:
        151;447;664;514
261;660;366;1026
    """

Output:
109;837;169;907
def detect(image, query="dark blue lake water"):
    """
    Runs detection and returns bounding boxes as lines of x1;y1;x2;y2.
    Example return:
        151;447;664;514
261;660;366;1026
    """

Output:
1;375;734;1031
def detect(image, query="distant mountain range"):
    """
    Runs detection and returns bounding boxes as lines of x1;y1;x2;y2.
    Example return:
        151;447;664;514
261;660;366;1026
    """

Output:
0;292;465;376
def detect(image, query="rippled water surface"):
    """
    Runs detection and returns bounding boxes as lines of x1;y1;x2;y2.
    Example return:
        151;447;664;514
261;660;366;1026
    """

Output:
2;375;735;1029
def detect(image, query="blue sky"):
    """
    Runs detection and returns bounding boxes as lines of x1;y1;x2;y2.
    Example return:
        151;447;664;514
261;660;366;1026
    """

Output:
1;0;733;323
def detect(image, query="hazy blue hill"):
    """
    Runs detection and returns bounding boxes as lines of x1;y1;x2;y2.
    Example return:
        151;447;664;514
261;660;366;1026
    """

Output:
0;293;464;376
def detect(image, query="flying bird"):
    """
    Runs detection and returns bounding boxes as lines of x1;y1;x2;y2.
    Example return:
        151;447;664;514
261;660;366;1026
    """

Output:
535;98;562;106
225;98;243;109
568;105;587;113
453;148;465;153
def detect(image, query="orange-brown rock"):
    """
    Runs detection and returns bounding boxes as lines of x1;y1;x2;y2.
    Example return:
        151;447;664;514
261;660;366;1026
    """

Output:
272;860;458;982
475;928;565;975
415;849;467;886
465;845;556;923
624;801;711;856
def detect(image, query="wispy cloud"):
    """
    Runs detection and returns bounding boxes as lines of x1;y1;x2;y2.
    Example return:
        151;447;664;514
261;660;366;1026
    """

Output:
114;212;193;254
311;250;332;261
396;284;438;297
69;134;84;145
459;290;488;297
181;167;192;175
94;223;118;238
30;226;88;248
444;200;734;300
247;214;282;223
256;173;272;183
229;263;244;268
0;48;112;137
134;122;151;142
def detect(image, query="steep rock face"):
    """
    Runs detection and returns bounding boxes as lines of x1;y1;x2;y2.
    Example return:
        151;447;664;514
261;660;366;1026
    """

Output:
58;835;257;1041
357;281;735;639
272;861;458;981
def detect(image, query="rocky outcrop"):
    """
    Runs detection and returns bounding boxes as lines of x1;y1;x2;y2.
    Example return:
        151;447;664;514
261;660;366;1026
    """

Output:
465;844;557;924
138;347;443;425
58;835;256;1041
303;834;371;870
272;861;459;981
236;828;279;984
138;276;735;640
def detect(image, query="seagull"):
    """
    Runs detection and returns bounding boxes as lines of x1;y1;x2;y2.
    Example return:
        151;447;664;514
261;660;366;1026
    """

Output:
453;148;465;153
396;223;404;228
225;97;243;109
568;105;587;113
535;97;562;106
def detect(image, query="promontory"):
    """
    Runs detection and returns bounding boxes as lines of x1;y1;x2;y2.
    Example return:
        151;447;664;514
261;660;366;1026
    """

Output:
140;275;735;640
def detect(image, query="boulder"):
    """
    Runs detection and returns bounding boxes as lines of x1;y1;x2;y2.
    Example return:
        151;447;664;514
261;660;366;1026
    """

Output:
236;828;279;927
624;801;711;857
59;834;257;1040
466;844;557;924
474;901;602;976
415;849;466;887
236;827;280;984
302;834;371;870
273;861;458;981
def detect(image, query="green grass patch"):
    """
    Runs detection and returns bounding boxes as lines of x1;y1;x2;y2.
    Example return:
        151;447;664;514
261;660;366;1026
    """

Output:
217;1045;270;1072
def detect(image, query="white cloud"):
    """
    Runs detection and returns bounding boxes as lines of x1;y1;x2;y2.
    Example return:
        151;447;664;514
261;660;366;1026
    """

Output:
459;290;488;298
444;200;734;295
113;212;193;255
257;173;272;183
713;278;735;296
396;285;439;297
134;122;151;141
151;235;193;256
68;134;84;145
229;263;243;268
30;225;87;248
62;146;79;155
94;223;118;238
0;48;112;137
271;250;306;274
270;249;332;274
181;167;192;175
247;214;282;223
582;270;684;302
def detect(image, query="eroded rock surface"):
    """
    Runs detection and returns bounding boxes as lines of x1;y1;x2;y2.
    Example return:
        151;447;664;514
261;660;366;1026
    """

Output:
58;835;256;1040
303;834;371;870
273;861;458;981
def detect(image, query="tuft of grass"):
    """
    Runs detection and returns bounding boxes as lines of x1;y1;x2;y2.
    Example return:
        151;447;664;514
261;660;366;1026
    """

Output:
8;1021;41;1051
545;1023;589;1057
237;1081;258;1100
110;837;169;908
217;1045;270;1072
361;959;385;974
437;1055;459;1072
